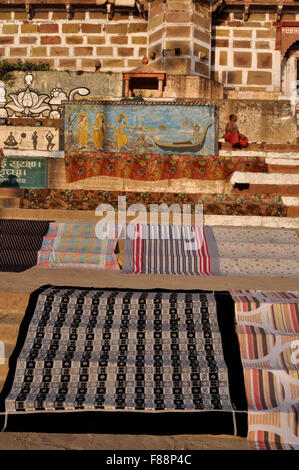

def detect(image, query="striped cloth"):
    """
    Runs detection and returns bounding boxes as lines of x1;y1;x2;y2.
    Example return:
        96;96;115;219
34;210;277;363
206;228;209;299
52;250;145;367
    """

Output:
123;224;219;275
231;290;299;450
0;219;50;272
37;222;120;270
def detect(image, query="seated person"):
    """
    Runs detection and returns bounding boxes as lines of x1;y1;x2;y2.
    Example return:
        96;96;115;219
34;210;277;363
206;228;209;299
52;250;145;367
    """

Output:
224;114;249;149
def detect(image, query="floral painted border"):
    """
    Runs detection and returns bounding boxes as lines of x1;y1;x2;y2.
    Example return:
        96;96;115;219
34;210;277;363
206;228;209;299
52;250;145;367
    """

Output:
64;151;268;183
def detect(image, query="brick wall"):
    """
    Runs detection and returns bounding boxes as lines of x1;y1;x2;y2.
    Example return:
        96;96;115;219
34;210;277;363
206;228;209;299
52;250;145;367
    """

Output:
0;1;214;78
0;9;148;72
148;0;211;77
212;10;299;93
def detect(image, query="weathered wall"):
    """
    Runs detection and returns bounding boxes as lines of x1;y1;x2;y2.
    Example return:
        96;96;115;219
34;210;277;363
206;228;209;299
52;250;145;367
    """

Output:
219;100;297;144
2;71;123;99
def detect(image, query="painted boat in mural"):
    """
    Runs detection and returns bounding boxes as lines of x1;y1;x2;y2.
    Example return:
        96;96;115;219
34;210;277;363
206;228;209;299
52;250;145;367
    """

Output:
151;123;212;153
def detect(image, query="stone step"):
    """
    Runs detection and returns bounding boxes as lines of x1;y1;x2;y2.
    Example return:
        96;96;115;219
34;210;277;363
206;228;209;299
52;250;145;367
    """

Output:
0;318;22;350
230;172;299;185
0;364;9;392
0;312;24;392
0;293;30;315
0;300;29;392
1;207;299;231
268;164;299;174
233;184;299;196
0;198;21;209
287;207;299;217
220;142;299;152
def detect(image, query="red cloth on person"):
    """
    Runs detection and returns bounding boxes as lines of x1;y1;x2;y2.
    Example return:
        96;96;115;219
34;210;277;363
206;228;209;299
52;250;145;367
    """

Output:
225;131;248;148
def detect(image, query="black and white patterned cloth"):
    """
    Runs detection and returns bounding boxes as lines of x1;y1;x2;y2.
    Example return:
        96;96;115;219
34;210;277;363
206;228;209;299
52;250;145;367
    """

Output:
1;286;247;435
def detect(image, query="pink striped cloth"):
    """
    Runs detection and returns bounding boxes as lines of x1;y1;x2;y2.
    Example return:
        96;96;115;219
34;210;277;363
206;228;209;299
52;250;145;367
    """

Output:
123;224;219;275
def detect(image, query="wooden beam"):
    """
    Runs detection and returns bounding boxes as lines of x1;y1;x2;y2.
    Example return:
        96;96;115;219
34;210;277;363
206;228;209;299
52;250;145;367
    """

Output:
65;3;72;20
136;0;147;21
107;2;114;20
25;3;33;20
276;4;283;22
244;5;250;21
212;0;224;14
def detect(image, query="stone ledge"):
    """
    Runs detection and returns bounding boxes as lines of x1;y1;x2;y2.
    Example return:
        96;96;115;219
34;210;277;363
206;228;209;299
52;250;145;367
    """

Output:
220;142;299;153
230;171;299;184
1;208;299;228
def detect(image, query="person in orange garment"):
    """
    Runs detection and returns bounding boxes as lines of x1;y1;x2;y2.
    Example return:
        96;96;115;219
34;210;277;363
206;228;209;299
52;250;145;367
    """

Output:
225;114;249;149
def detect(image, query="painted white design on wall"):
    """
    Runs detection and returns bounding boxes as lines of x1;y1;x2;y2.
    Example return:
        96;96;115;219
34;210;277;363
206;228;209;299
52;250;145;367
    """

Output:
2;73;90;119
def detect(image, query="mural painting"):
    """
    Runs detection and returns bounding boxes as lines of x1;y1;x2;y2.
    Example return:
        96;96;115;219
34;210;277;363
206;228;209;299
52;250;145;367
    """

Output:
0;156;47;188
64;103;218;156
0;126;59;152
0;73;90;120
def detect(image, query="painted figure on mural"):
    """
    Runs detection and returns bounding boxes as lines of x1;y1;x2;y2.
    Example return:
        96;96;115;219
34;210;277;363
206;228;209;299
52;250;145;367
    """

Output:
224;114;249;149
92;112;106;150
191;123;200;144
114;113;128;151
66;115;76;150
46;131;55;152
77;113;89;148
136;134;148;153
4;132;18;148
32;131;38;150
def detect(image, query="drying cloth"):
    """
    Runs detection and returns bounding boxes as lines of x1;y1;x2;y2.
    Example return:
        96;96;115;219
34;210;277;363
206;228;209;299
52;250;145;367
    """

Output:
0;219;50;272
123;224;219;275
20;189;284;212
212;227;299;277
231;290;299;450
0;286;247;435
64;151;267;184
37;222;120;270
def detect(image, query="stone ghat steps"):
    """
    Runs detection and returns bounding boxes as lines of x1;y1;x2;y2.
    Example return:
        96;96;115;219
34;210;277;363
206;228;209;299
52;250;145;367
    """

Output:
230;171;299;213
268;164;299;174
0;294;29;392
220;143;299;153
1;272;299;395
1;207;299;229
233;184;299;196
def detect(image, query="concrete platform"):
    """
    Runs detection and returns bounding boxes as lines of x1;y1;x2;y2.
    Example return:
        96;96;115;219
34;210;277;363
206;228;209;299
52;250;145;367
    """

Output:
1;267;299;293
0;432;249;451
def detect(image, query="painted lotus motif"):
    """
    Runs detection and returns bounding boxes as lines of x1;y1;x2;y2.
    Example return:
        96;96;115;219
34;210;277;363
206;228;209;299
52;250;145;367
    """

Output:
6;89;51;116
